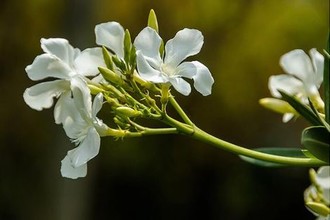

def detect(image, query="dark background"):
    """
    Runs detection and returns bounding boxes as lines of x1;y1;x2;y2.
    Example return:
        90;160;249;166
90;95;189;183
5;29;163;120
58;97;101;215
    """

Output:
0;0;328;219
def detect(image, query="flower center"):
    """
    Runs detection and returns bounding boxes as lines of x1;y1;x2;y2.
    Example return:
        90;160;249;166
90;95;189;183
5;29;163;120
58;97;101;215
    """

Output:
160;63;176;77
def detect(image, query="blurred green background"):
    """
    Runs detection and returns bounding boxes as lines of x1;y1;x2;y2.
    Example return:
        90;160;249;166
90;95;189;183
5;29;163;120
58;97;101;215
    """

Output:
0;0;328;219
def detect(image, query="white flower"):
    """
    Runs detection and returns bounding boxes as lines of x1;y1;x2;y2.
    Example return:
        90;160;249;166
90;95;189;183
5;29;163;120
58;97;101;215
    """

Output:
23;38;105;124
304;166;330;219
95;22;125;59
134;27;214;96
268;49;324;121
60;77;109;179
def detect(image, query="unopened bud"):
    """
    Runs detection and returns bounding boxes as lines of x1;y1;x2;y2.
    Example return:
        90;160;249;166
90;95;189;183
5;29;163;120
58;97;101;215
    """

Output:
116;106;142;118
99;67;125;86
259;98;296;114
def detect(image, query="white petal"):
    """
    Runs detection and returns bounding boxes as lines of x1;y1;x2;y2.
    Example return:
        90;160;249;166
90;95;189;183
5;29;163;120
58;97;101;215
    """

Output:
74;47;105;76
280;49;314;83
164;28;203;67
268;74;304;98
191;61;214;96
25;54;73;81
316;166;330;203
70;77;92;119
136;51;166;83
282;113;294;123
23;80;69;111
92;93;104;118
169;77;191;96
95;22;125;59
41;38;79;67
309;48;324;87
69;127;101;167
134;27;162;68
60;153;87;179
54;91;76;124
175;62;196;79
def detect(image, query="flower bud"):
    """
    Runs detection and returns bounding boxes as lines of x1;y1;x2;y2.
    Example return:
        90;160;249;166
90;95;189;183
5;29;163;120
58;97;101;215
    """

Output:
116;106;142;118
259;98;296;114
99;67;125;86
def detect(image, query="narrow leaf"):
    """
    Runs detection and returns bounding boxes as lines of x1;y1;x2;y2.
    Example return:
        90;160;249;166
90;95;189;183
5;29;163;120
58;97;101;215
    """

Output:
239;148;309;167
279;90;322;126
324;32;329;123
301;126;330;163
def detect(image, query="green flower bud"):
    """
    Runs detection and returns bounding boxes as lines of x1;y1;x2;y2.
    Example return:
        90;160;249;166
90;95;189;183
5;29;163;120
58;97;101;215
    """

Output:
102;46;114;70
148;9;159;33
99;67;125;86
259;98;297;114
116;106;142;118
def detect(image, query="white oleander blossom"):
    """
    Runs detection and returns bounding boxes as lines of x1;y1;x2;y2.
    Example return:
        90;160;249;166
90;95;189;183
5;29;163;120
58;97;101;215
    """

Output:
304;166;330;220
60;77;109;179
95;21;125;59
23;38;105;124
134;27;214;96
268;48;324;122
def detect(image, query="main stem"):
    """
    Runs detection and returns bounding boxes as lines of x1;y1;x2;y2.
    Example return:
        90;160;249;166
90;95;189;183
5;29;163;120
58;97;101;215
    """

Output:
188;125;326;167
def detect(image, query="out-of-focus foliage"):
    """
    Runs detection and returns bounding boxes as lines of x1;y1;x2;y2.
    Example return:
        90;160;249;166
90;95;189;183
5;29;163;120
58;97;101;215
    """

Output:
0;0;328;219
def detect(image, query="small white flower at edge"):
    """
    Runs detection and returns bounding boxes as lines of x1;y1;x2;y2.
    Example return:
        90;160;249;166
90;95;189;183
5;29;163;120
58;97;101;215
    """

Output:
134;27;214;96
268;49;324;122
23;38;105;124
60;77;109;179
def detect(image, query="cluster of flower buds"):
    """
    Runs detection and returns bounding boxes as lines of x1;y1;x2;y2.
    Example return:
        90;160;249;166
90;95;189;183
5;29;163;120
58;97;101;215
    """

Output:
23;10;214;179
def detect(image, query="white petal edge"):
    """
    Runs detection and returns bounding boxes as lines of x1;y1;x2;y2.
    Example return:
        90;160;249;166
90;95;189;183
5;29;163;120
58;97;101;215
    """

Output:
169;77;191;96
69;127;101;167
41;38;78;66
25;54;73;81
74;47;105;76
191;61;214;96
23;80;69;111
164;28;204;67
134;27;162;68
268;74;304;98
70;76;92;119
280;49;314;82
61;153;87;179
136;51;167;83
95;22;125;59
92;93;104;118
309;48;324;87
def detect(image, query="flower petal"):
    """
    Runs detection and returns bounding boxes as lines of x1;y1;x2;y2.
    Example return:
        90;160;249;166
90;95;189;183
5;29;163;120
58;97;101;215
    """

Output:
69;127;101;167
74;47;105;76
316;166;330;203
25;54;73;80
23;80;69;111
41;38;79;66
282;113;294;123
60;152;87;179
309;48;324;87
175;62;196;79
92;93;104;118
169;77;191;96
54;91;76;124
136;51;166;83
191;61;214;96
134;27;162;68
164;28;203;67
280;49;314;83
95;22;125;59
70;77;92;119
268;74;304;98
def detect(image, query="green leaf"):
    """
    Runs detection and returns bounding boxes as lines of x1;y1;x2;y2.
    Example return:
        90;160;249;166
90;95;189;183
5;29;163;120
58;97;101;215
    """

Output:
239;148;309;167
301;126;330;163
324;32;329;123
279;90;323;126
148;9;159;33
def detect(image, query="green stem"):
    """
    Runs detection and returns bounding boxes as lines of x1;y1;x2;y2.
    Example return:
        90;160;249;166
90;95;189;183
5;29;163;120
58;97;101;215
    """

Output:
169;96;194;126
189;126;326;167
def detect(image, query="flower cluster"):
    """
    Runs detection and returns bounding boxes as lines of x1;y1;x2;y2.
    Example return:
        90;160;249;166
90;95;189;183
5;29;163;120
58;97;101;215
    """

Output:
23;10;214;179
